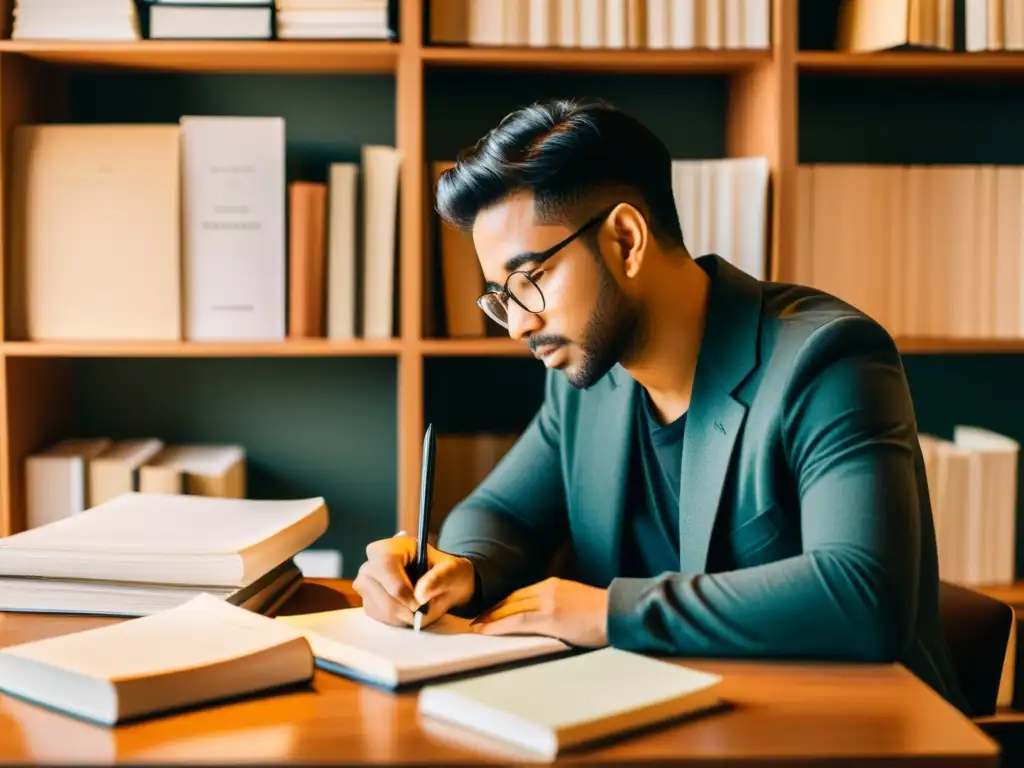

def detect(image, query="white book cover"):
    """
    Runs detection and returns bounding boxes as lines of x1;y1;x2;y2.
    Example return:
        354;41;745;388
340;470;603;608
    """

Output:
180;115;286;341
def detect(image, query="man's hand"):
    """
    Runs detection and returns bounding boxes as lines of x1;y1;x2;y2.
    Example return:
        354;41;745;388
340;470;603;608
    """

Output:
470;577;610;648
352;534;476;629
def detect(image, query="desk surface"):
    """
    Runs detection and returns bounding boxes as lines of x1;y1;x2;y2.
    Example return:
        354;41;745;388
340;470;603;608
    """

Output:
0;578;1000;766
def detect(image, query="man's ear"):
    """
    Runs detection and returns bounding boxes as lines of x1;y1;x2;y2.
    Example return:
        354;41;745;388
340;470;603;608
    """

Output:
608;202;648;279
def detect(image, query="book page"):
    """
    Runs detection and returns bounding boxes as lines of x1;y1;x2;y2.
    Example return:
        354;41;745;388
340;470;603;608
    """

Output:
0;594;305;681
0;492;324;556
278;608;567;673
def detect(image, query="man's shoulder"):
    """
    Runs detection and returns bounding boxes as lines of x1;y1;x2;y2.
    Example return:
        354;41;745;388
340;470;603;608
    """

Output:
758;279;901;372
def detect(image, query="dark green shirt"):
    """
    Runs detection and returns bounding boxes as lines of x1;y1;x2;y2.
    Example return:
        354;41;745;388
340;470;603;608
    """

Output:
621;392;686;578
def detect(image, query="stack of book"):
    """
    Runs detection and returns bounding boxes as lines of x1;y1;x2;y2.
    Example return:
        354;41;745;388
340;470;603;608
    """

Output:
0;491;328;617
919;425;1020;587
10;0;141;39
275;0;392;39
25;438;247;530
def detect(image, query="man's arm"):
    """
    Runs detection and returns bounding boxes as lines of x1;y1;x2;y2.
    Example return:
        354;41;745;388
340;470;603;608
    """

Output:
607;317;922;662
437;370;570;617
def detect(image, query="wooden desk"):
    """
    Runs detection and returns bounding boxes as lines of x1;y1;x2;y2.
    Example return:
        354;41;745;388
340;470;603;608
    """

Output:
0;579;1001;766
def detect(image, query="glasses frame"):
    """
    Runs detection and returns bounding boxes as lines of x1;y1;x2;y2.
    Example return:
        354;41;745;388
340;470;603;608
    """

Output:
476;206;617;328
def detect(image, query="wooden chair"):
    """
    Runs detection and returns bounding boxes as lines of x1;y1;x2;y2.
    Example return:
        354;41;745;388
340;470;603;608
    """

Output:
939;580;1014;717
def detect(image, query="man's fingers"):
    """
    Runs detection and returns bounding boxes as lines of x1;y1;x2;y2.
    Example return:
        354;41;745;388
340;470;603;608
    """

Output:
358;573;415;627
472;611;540;636
473;595;541;625
373;564;418;611
414;558;462;606
472;585;537;621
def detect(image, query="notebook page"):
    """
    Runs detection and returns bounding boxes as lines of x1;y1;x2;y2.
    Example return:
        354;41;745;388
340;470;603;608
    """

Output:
0;493;325;555
0;594;306;680
278;608;567;675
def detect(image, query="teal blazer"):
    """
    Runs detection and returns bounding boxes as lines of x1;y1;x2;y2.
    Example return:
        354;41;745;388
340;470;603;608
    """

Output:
437;254;968;714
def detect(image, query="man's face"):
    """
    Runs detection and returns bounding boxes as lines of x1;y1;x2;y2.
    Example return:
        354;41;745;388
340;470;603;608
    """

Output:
473;191;642;390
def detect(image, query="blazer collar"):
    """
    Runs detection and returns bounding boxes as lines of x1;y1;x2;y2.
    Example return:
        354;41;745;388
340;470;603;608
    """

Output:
579;253;764;583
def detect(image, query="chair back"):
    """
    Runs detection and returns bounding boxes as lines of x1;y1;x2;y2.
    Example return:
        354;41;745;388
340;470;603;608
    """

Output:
939;580;1014;717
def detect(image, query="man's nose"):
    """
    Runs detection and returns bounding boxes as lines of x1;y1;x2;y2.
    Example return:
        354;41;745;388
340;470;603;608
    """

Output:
506;301;542;341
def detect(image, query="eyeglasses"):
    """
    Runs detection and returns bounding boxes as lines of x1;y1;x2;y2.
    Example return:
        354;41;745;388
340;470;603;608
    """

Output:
476;207;614;329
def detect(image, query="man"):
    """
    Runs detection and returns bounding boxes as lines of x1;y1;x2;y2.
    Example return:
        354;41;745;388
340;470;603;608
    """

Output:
352;97;968;713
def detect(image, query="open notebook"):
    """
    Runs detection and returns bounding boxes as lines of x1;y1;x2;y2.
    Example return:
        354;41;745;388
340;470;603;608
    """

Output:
275;607;570;688
418;647;724;758
0;593;314;725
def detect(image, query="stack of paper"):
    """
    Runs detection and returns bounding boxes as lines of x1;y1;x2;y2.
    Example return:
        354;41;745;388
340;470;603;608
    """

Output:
11;0;140;39
275;0;392;39
0;492;328;617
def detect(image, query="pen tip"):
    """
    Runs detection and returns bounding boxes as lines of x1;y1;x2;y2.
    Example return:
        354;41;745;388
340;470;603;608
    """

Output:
414;612;422;633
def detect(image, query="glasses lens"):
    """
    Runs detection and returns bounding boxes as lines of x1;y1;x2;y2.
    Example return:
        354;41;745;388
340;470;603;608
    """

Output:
477;294;508;327
507;273;545;313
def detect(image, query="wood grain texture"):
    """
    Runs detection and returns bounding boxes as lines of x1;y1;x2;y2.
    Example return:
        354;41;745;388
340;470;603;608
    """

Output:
0;41;399;73
0;579;999;766
1;340;402;357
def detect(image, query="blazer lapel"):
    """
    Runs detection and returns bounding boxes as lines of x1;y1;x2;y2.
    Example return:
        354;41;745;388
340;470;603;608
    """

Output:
677;255;762;576
572;365;637;587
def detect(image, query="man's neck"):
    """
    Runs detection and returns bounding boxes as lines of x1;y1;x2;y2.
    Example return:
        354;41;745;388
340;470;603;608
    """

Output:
620;255;710;425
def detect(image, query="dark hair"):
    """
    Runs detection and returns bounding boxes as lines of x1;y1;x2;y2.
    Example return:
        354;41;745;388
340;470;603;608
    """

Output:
435;97;686;250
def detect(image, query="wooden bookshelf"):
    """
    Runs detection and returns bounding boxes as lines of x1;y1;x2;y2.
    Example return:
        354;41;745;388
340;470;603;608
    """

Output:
0;340;403;357
420;45;770;73
797;50;1024;77
0;40;400;73
419;338;529;357
0;0;1022;560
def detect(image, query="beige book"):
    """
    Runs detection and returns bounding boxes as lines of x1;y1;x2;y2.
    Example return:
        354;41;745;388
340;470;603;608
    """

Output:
9;124;181;341
994;166;1023;337
0;593;314;726
361;145;402;339
883;166;907;339
953;425;1019;585
276;607;568;688
418;647;723;759
988;0;1005;48
139;444;246;498
973;165;997;337
88;438;164;508
24;437;112;529
326;162;358;340
0;491;328;588
837;0;953;51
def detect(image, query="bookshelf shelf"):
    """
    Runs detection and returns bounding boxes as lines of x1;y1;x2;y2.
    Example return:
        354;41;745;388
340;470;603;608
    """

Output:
0;40;400;73
797;50;1024;78
419;338;530;357
896;338;1024;354
420;46;771;74
0;340;403;357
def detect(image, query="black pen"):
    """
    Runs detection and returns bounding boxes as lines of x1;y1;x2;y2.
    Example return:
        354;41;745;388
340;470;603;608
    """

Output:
412;422;435;632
